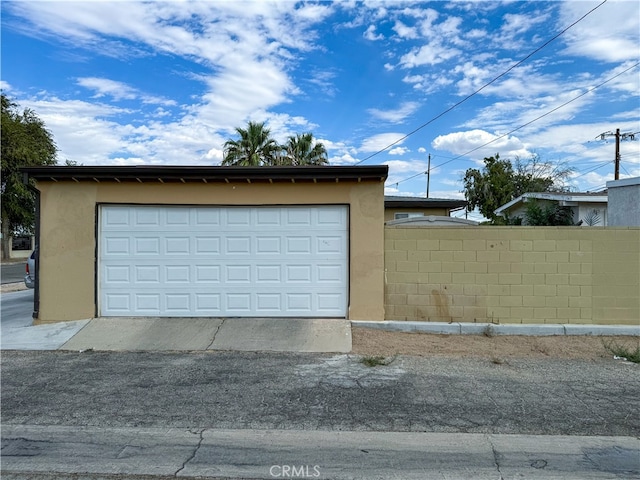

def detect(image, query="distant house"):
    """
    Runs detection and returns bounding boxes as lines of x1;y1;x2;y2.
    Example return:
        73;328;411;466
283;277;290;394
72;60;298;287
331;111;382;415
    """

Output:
384;196;467;222
606;177;640;226
386;216;478;226
494;192;608;226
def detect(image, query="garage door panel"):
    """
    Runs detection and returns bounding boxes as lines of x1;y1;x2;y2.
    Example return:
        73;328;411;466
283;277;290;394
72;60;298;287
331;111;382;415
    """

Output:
226;236;251;254
195;236;220;254
134;208;160;226
256;236;281;254
166;208;190;225
286;237;312;254
135;266;160;283
256;208;281;226
134;237;160;255
166;294;190;312
105;294;130;312
105;265;130;283
166;265;190;283
318;208;344;225
196;265;221;283
136;294;160;313
317;236;345;254
100;205;348;317
105;237;130;255
286;265;312;282
256;265;281;282
104;207;130;226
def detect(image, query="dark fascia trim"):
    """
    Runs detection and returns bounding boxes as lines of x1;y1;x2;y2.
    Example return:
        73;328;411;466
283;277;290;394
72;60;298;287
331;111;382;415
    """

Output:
384;198;468;209
21;165;388;184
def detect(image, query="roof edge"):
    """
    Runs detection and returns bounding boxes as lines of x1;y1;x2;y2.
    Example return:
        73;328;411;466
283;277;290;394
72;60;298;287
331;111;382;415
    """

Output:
21;165;389;183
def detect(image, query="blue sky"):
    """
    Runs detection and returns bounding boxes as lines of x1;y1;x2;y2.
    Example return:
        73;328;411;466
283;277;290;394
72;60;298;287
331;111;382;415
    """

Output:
2;1;639;220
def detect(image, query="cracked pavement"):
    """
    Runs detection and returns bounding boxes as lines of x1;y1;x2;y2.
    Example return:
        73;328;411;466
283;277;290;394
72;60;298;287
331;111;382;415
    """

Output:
2;350;638;436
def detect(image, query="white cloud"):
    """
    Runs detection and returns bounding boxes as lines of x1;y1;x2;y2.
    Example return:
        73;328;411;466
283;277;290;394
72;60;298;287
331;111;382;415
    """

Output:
5;0;328;139
500;12;549;36
363;25;384;41
559;0;640;63
1;80;13;91
77;77;138;101
399;43;460;67
359;132;406;153
20;94;229;166
368;101;419;123
329;153;359;165
432;129;531;160
384;159;428;174
392;21;418;39
389;147;409;155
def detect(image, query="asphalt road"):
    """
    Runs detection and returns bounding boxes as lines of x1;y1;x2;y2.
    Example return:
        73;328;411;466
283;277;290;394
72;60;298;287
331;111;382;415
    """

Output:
1;262;26;284
0;290;34;329
2;350;638;437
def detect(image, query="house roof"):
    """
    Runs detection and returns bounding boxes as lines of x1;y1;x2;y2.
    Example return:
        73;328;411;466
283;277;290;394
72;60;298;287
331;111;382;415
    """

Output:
386;215;478;226
607;176;640;188
495;191;608;216
21;165;389;184
384;195;467;209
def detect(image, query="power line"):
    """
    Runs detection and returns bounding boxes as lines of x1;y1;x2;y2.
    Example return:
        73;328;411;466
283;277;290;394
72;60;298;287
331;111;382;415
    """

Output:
390;61;640;188
355;0;608;166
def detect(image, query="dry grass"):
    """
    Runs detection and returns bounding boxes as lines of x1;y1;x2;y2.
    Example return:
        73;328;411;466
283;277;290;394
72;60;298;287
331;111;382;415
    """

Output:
352;327;637;361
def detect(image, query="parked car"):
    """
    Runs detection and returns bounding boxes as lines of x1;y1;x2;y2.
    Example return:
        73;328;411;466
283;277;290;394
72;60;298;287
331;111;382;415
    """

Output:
25;250;36;289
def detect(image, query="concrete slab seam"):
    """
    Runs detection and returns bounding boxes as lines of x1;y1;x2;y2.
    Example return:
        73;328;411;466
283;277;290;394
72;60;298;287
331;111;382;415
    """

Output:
351;321;640;336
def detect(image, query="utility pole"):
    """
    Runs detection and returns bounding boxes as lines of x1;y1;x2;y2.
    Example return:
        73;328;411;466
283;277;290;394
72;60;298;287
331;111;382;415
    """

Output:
426;154;431;198
597;129;637;180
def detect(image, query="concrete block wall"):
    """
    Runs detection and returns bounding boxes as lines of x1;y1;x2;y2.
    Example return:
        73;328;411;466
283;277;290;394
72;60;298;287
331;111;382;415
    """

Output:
384;226;640;325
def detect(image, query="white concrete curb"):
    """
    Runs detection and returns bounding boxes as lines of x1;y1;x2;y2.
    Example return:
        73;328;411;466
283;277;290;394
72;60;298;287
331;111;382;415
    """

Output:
351;320;640;336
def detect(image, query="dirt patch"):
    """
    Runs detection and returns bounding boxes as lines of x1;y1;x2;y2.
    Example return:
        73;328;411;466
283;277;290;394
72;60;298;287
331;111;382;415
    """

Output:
352;327;639;361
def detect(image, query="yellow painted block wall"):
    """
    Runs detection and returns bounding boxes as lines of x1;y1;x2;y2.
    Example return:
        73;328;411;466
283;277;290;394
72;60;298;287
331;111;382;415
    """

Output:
384;226;640;325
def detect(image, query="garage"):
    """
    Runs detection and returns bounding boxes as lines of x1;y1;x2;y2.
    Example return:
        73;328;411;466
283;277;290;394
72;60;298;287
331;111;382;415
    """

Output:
22;165;387;323
100;205;348;317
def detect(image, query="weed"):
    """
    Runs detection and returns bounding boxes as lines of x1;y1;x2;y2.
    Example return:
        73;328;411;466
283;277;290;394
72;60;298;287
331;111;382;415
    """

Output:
360;355;394;367
490;356;506;365
602;339;640;363
532;340;550;356
482;324;496;338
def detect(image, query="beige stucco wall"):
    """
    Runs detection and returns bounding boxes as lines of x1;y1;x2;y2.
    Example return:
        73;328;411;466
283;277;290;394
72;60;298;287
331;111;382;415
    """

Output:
385;226;640;325
36;180;385;323
384;207;449;222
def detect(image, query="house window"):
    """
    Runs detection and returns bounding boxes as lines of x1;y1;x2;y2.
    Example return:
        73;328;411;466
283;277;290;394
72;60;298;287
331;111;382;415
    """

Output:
394;212;424;220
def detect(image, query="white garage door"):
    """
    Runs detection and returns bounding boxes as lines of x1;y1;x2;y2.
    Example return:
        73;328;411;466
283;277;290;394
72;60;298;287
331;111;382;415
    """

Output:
99;205;348;317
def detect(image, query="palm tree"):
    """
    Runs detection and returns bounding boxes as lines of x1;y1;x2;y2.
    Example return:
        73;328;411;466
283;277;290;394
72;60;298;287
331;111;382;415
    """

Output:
222;121;280;166
282;133;328;166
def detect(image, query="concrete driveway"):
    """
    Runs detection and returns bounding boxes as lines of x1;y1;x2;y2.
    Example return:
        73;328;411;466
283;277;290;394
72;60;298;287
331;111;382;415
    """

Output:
61;317;352;353
1;289;351;353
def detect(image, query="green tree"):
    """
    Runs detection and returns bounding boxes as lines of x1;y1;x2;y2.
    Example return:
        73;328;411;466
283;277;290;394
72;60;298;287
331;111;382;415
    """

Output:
1;94;57;258
462;154;571;224
222;121;280;166
280;133;328;166
524;200;574;226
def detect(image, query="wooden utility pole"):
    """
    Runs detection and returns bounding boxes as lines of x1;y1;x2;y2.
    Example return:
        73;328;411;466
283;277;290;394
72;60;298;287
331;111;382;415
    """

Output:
614;128;620;180
598;129;636;180
426;154;431;198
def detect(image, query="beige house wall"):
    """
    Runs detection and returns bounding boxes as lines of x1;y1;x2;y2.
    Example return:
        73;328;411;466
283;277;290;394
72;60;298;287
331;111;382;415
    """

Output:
36;180;385;323
385;226;640;325
384;207;449;222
